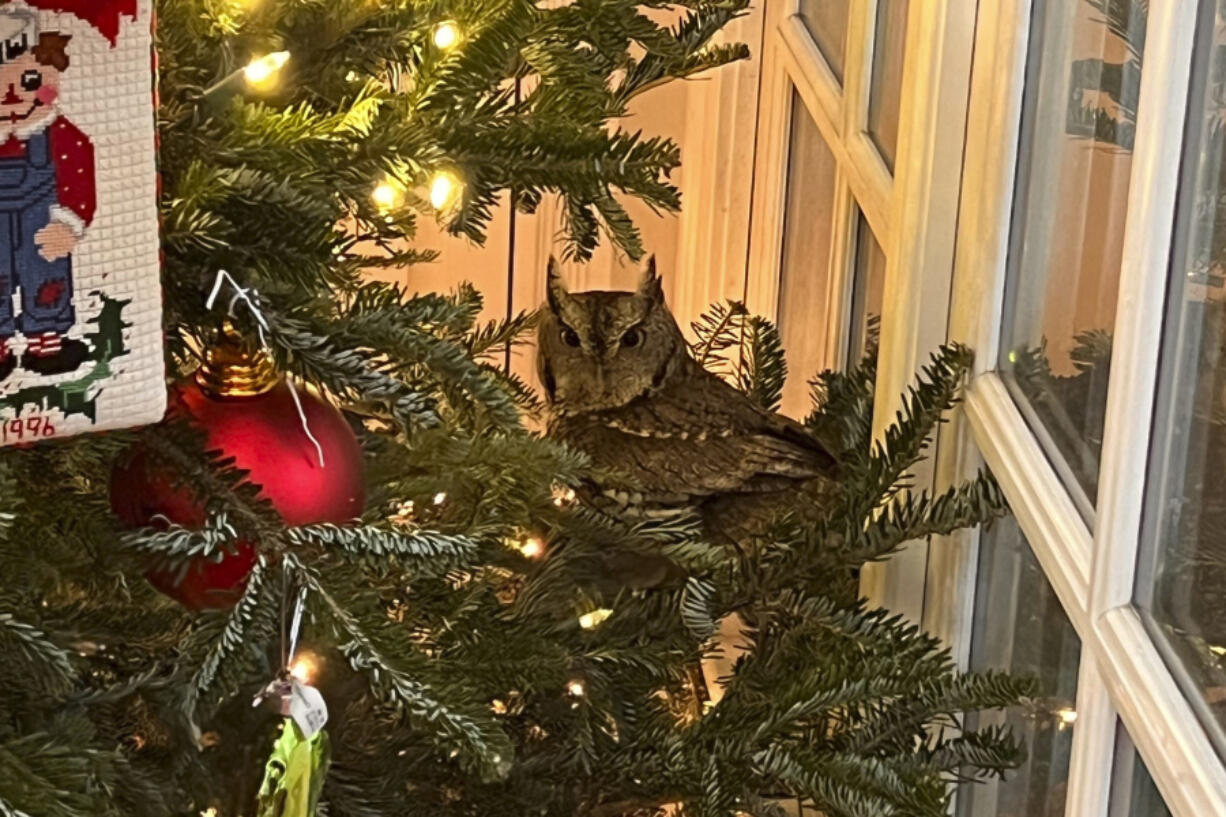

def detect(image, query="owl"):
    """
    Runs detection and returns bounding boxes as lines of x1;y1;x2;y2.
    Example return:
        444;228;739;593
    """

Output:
537;257;840;551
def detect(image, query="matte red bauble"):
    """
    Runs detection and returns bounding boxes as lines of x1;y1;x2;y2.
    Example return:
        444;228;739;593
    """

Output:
111;327;366;610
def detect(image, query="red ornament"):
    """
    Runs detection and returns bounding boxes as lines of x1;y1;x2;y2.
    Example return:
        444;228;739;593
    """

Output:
111;331;365;610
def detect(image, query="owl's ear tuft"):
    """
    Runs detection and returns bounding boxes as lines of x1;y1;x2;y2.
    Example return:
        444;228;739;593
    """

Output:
546;257;571;314
636;256;664;306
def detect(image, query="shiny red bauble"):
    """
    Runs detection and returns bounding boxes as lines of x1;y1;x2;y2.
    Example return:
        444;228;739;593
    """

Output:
111;375;366;610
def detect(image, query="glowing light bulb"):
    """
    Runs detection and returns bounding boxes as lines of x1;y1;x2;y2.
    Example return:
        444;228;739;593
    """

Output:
566;679;586;697
433;21;461;49
429;171;461;210
244;51;290;87
372;179;401;212
289;652;320;684
1056;707;1078;728
519;535;545;559
433;491;447;506
578;608;613;630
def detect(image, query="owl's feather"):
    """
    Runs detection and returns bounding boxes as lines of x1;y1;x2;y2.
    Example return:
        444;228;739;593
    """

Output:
538;258;840;558
548;355;834;503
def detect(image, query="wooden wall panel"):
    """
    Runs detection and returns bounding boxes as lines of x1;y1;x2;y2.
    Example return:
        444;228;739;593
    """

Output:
390;80;698;397
377;12;766;396
374;194;513;326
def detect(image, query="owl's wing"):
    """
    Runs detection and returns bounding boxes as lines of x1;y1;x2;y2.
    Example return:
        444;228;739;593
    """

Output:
552;368;838;504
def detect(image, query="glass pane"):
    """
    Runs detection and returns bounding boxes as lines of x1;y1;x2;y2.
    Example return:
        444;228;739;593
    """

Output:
797;0;849;83
1137;0;1226;759
867;0;909;170
847;211;886;369
956;517;1081;817
1109;725;1173;817
778;92;839;419
998;0;1146;512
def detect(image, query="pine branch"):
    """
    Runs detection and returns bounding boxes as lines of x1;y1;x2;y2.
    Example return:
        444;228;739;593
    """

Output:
0;613;77;699
288;555;514;781
859;344;974;503
183;554;279;721
287;524;480;571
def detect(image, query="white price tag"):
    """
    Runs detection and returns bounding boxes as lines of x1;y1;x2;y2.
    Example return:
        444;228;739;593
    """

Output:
289;681;328;738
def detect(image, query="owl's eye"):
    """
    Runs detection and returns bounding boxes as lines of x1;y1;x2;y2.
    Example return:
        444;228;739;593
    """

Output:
621;328;642;349
561;326;581;347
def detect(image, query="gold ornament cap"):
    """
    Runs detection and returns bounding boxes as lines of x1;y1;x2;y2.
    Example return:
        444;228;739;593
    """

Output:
195;320;280;398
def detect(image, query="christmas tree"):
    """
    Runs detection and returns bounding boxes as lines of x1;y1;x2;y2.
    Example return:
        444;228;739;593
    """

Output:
0;2;1032;816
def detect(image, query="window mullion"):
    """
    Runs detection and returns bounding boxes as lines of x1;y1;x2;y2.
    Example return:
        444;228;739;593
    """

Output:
1087;2;1226;814
779;13;845;142
964;375;1094;631
744;26;794;322
935;0;1032;661
945;0;1031;369
1064;661;1117;817
1098;607;1226;817
824;178;859;372
842;0;875;139
1088;0;1199;618
860;0;977;619
777;18;895;236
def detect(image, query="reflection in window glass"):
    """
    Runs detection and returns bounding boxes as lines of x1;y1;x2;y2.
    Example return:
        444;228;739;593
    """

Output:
778;92;838;419
797;0;849;83
956;517;1081;817
998;0;1146;512
1108;726;1172;817
847;211;886;369
1137;0;1226;760
867;0;909;170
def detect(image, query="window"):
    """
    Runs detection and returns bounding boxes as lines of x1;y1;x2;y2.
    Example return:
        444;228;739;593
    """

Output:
742;0;970;620
867;0;909;170
956;517;1081;817
778;93;840;418
748;0;920;424
696;0;1226;811
1137;0;1226;758
797;0;849;83
998;0;1145;512
1109;726;1173;817
847;210;885;368
944;0;1226;812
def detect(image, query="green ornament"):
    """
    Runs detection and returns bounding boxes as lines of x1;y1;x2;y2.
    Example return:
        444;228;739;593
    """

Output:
257;719;331;817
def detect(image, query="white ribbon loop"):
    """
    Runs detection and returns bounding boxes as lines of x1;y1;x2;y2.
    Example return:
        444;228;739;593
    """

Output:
206;270;327;468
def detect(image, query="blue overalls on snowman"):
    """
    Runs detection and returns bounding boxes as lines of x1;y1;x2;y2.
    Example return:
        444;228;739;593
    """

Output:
0;6;94;380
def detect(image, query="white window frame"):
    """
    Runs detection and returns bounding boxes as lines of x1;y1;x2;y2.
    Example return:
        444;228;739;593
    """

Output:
744;0;892;338
741;0;975;621
936;0;1226;814
682;0;1226;813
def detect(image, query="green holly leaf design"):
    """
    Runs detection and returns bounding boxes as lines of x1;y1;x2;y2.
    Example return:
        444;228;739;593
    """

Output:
0;292;132;425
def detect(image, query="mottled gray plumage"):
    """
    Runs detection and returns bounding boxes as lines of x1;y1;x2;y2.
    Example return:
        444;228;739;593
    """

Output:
538;257;839;554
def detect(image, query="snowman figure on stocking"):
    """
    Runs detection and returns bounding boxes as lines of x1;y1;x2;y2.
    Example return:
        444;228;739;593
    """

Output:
0;4;93;380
